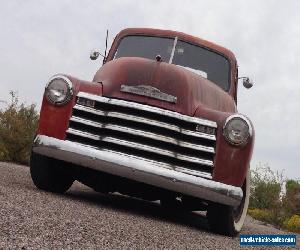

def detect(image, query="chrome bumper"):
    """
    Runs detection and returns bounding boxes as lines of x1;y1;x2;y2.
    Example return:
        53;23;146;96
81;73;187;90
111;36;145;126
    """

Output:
32;135;243;206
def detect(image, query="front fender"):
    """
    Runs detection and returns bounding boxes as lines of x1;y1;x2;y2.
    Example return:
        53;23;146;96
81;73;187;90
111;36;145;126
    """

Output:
194;105;255;187
37;75;103;139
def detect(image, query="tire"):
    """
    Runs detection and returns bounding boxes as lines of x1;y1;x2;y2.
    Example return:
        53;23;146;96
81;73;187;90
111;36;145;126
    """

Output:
207;170;250;237
30;152;74;193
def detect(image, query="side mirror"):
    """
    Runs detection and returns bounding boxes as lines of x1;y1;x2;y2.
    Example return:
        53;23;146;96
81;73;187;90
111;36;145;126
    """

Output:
239;77;254;89
90;30;109;62
90;49;101;60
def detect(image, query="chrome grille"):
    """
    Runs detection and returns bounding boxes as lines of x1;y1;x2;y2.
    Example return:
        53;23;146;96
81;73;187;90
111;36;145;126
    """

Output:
66;92;217;179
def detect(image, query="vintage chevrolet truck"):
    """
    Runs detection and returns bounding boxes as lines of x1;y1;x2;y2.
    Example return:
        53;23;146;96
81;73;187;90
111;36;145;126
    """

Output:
30;28;254;236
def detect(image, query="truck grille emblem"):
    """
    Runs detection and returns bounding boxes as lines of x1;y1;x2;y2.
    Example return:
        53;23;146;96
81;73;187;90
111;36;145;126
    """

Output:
196;124;216;135
120;84;177;104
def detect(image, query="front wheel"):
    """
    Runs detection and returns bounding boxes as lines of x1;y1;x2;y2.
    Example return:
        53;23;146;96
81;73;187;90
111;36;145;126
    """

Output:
207;170;250;237
30;152;74;193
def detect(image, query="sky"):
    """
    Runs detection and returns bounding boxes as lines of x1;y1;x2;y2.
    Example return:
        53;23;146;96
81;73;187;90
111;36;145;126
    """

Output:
0;1;299;179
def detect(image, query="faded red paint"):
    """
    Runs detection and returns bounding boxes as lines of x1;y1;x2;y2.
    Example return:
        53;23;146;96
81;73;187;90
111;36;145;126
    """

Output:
194;106;254;186
93;57;236;116
37;28;254;187
38;76;102;139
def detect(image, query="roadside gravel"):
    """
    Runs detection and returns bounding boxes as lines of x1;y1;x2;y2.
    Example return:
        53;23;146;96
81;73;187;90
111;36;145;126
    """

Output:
0;162;298;250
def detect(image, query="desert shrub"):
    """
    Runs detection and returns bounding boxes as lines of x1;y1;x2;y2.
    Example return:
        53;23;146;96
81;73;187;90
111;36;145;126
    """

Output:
286;179;300;194
283;215;300;233
248;165;300;231
0;143;9;160
282;180;300;216
0;91;39;164
249;163;282;210
248;208;274;224
248;208;286;227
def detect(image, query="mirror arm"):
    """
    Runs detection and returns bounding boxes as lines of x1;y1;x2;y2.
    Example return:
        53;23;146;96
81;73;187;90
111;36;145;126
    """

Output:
98;52;106;58
238;77;249;81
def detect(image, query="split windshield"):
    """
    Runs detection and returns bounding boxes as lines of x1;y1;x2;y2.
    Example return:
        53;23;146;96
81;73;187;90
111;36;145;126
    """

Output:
114;35;230;91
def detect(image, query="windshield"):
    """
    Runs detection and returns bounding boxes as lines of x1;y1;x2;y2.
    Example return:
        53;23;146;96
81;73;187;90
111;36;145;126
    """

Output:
114;36;174;62
114;35;230;91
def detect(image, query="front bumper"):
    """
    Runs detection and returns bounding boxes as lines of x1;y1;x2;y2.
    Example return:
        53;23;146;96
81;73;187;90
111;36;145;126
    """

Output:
32;135;243;206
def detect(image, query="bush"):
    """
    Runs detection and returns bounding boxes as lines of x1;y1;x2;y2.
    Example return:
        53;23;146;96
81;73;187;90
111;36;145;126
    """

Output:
248;208;274;224
286;179;300;194
249;163;282;209
0;91;39;164
248;208;286;227
283;215;300;233
282;180;300;216
248;165;300;232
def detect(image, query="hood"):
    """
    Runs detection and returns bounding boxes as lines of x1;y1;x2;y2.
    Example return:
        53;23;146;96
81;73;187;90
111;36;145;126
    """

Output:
93;57;236;116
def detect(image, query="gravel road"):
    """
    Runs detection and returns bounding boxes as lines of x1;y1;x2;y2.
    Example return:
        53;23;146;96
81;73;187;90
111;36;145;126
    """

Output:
0;162;298;250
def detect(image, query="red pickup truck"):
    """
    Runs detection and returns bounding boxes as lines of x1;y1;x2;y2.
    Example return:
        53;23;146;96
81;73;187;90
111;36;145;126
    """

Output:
30;28;254;236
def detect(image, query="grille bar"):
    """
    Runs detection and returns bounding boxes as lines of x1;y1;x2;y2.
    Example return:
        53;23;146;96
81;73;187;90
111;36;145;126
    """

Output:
67;128;214;167
66;93;218;176
70;116;215;154
78;92;217;128
61;138;213;180
73;104;216;141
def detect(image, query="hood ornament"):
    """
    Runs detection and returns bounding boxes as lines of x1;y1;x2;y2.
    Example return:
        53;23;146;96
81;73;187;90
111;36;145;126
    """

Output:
120;84;177;104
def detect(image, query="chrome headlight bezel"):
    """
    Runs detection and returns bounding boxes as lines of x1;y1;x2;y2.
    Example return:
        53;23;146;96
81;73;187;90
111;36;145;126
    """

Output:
45;75;73;106
223;114;252;147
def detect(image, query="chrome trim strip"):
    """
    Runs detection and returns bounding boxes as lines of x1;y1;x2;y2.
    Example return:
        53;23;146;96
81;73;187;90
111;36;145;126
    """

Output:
174;168;212;179
70;116;215;154
77;92;217;128
66;128;214;167
73;105;216;141
33;135;242;206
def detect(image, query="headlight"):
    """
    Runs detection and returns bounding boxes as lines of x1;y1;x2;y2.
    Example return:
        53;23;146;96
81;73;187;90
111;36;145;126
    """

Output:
223;114;252;146
45;75;73;105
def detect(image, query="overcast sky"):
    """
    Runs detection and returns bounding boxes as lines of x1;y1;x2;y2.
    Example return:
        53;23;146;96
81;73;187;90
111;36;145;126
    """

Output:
0;1;299;179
